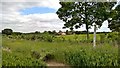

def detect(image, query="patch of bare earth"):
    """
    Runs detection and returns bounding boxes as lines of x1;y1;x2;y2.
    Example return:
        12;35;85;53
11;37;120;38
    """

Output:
46;61;70;68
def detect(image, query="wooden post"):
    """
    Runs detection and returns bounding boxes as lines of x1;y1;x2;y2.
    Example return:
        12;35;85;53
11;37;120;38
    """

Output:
93;23;96;47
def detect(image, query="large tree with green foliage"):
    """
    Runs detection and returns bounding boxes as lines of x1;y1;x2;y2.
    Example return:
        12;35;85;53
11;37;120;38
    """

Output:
108;5;120;32
108;4;120;46
56;2;116;40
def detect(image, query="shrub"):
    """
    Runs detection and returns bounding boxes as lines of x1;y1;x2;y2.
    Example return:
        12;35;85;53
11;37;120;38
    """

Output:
2;51;46;66
2;29;13;35
42;53;54;61
107;32;119;46
100;34;106;43
31;50;41;59
63;47;118;66
45;35;54;42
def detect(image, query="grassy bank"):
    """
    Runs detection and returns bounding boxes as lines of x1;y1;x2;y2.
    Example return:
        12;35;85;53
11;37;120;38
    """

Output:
2;34;119;67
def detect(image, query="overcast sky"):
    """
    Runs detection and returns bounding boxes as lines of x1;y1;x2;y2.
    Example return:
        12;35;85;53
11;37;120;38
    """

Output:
0;0;120;33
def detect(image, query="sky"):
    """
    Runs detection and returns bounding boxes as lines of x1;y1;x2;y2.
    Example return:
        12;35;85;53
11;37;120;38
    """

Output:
0;0;120;33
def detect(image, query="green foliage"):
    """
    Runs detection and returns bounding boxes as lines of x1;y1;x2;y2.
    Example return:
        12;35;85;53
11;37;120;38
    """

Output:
2;51;46;66
106;32;119;46
44;35;54;42
2;33;119;66
12;32;22;35
42;53;54;61
63;46;118;66
31;50;41;59
117;32;120;45
2;28;13;35
108;5;120;32
99;34;106;43
56;2;116;40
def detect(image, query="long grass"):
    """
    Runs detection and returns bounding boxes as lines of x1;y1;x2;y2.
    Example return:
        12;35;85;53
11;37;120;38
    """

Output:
2;33;119;66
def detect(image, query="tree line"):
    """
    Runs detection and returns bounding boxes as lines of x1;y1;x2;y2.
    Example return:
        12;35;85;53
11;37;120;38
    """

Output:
2;28;111;35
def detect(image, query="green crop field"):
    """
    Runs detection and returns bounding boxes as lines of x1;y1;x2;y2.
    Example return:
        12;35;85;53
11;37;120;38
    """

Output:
1;33;119;67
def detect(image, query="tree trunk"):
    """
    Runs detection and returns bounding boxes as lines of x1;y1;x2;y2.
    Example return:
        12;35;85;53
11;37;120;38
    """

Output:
85;2;89;40
86;24;89;40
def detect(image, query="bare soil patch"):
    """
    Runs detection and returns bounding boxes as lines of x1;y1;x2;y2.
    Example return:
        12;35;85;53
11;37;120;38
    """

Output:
46;60;70;68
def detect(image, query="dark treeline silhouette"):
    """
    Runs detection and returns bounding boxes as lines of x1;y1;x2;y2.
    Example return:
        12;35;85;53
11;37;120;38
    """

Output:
1;28;111;36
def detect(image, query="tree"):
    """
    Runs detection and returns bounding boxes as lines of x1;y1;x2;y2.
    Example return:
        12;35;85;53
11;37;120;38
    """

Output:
108;5;120;32
35;31;40;34
56;2;90;39
108;4;120;46
48;31;52;34
90;2;116;47
66;30;73;35
52;30;57;35
58;30;62;33
56;2;116;40
12;32;22;35
66;30;69;35
43;31;47;34
2;28;13;35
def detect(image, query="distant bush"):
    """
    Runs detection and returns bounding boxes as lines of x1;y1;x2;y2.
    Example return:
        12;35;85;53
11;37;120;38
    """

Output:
12;32;22;35
2;29;13;35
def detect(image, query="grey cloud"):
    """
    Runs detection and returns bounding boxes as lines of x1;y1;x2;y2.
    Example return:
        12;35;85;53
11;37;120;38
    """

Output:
2;12;64;32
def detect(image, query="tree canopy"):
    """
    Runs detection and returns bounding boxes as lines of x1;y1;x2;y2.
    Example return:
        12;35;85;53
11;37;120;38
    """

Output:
2;28;13;35
108;5;120;32
56;2;116;39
